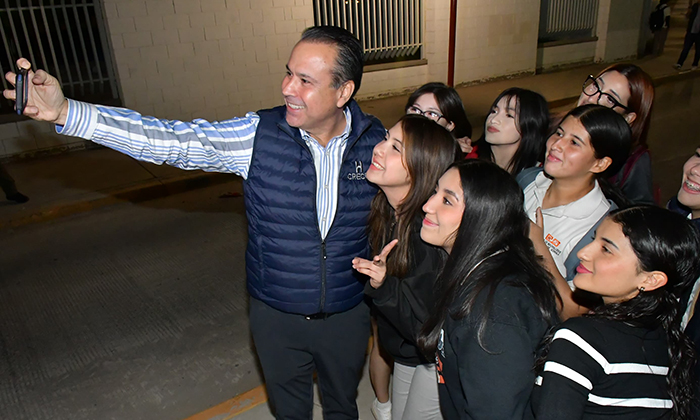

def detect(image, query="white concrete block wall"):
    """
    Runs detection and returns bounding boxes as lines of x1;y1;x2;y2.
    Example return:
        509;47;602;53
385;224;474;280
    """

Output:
453;0;540;84
102;0;312;122
537;41;597;70
604;0;644;61
0;0;641;159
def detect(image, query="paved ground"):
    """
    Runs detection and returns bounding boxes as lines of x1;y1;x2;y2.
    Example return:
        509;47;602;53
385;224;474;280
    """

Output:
1;3;700;420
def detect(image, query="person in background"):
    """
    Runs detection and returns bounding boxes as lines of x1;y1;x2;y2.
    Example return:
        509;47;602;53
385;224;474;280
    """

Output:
355;114;457;420
533;206;700;420
476;88;550;176
405;82;473;157
575;64;656;205
417;159;560;420
650;0;671;56
675;0;700;71
0;162;28;204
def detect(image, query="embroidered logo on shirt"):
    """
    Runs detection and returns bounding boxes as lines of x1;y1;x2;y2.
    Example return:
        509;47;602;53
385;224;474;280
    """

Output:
347;160;366;180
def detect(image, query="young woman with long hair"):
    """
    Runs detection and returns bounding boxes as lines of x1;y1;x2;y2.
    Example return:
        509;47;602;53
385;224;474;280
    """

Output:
416;159;560;419
574;64;656;204
367;83;471;420
476;87;550;175
533;206;700;420
667;147;700;418
405;82;473;156
353;114;458;420
521;104;633;320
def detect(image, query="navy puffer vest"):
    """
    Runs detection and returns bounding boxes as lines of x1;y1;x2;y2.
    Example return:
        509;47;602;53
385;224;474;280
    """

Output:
244;100;385;315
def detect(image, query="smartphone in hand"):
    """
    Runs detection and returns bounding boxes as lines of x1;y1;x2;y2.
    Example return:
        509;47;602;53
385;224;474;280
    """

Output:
16;67;29;115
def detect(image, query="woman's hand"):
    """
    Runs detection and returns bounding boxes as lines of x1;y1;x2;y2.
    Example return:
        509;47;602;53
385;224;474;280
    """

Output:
352;239;399;289
529;207;548;257
456;136;473;154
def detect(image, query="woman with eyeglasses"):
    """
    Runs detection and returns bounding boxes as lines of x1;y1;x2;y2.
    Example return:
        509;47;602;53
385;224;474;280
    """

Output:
477;88;550;176
575;64;656;205
405;83;474;157
533;206;700;420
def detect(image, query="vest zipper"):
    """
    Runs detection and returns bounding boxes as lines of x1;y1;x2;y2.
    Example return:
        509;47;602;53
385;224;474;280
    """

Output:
320;241;327;312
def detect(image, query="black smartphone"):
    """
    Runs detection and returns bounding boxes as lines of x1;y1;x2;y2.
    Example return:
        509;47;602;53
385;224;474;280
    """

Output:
16;68;29;115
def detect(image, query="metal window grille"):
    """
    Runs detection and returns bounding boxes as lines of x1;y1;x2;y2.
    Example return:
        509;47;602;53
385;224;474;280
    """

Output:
538;0;599;43
313;0;423;65
0;0;120;117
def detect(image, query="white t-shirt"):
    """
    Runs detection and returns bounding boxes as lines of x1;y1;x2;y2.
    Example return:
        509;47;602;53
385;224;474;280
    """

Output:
523;172;610;281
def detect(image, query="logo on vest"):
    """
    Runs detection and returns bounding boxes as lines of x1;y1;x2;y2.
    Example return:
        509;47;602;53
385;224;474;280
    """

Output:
347;160;366;181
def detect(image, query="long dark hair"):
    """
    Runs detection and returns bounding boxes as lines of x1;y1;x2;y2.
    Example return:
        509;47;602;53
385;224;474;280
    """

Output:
606;207;699;419
368;114;458;277
418;160;560;354
555;105;633;178
405;82;473;140
595;64;654;148
538;206;700;419
477;88;550;175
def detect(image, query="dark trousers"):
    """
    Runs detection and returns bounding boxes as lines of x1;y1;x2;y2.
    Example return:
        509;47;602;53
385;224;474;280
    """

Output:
250;297;370;420
677;32;700;67
0;162;19;197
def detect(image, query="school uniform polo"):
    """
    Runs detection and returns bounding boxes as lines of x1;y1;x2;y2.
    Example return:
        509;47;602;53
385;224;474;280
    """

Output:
523;172;610;282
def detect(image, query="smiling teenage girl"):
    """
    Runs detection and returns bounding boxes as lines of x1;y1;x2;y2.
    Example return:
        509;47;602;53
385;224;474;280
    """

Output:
417;160;559;419
353;114;458;420
477;88;550;176
667;147;700;418
533;206;700;420
519;105;632;319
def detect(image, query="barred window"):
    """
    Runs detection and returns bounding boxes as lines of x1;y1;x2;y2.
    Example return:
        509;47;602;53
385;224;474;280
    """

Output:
0;0;120;118
538;0;599;43
313;0;423;66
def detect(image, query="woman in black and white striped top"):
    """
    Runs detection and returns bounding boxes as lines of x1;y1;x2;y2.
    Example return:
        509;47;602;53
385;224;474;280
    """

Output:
532;206;700;420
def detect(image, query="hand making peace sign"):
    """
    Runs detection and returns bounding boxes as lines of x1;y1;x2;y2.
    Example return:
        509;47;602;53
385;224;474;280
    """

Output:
352;239;399;289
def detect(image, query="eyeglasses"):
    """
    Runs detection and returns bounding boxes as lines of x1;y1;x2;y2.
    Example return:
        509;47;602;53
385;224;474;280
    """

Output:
406;105;445;122
582;76;629;111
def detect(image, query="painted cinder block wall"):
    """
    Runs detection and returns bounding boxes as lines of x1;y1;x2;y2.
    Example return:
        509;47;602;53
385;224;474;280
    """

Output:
0;0;646;159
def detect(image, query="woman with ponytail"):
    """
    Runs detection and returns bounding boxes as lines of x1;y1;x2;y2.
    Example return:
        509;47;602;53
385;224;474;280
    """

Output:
533;206;700;420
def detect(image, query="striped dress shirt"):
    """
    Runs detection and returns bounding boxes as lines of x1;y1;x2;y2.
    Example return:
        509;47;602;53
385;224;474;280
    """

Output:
58;99;352;239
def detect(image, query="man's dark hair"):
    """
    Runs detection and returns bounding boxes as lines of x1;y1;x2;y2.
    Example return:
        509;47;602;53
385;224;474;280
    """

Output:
300;26;364;98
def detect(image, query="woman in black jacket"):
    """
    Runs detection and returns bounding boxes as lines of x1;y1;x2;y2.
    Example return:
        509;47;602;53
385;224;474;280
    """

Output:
416;159;560;419
353;114;458;420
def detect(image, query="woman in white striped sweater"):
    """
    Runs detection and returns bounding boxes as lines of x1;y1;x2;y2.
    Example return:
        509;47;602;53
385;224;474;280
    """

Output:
533;206;700;420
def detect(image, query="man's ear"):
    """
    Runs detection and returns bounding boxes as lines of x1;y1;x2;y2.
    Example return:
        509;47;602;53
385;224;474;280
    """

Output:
590;156;612;174
640;271;668;292
336;81;355;108
624;111;637;125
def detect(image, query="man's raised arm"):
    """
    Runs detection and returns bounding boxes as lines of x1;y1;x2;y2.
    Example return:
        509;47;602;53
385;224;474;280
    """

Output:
4;58;257;177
